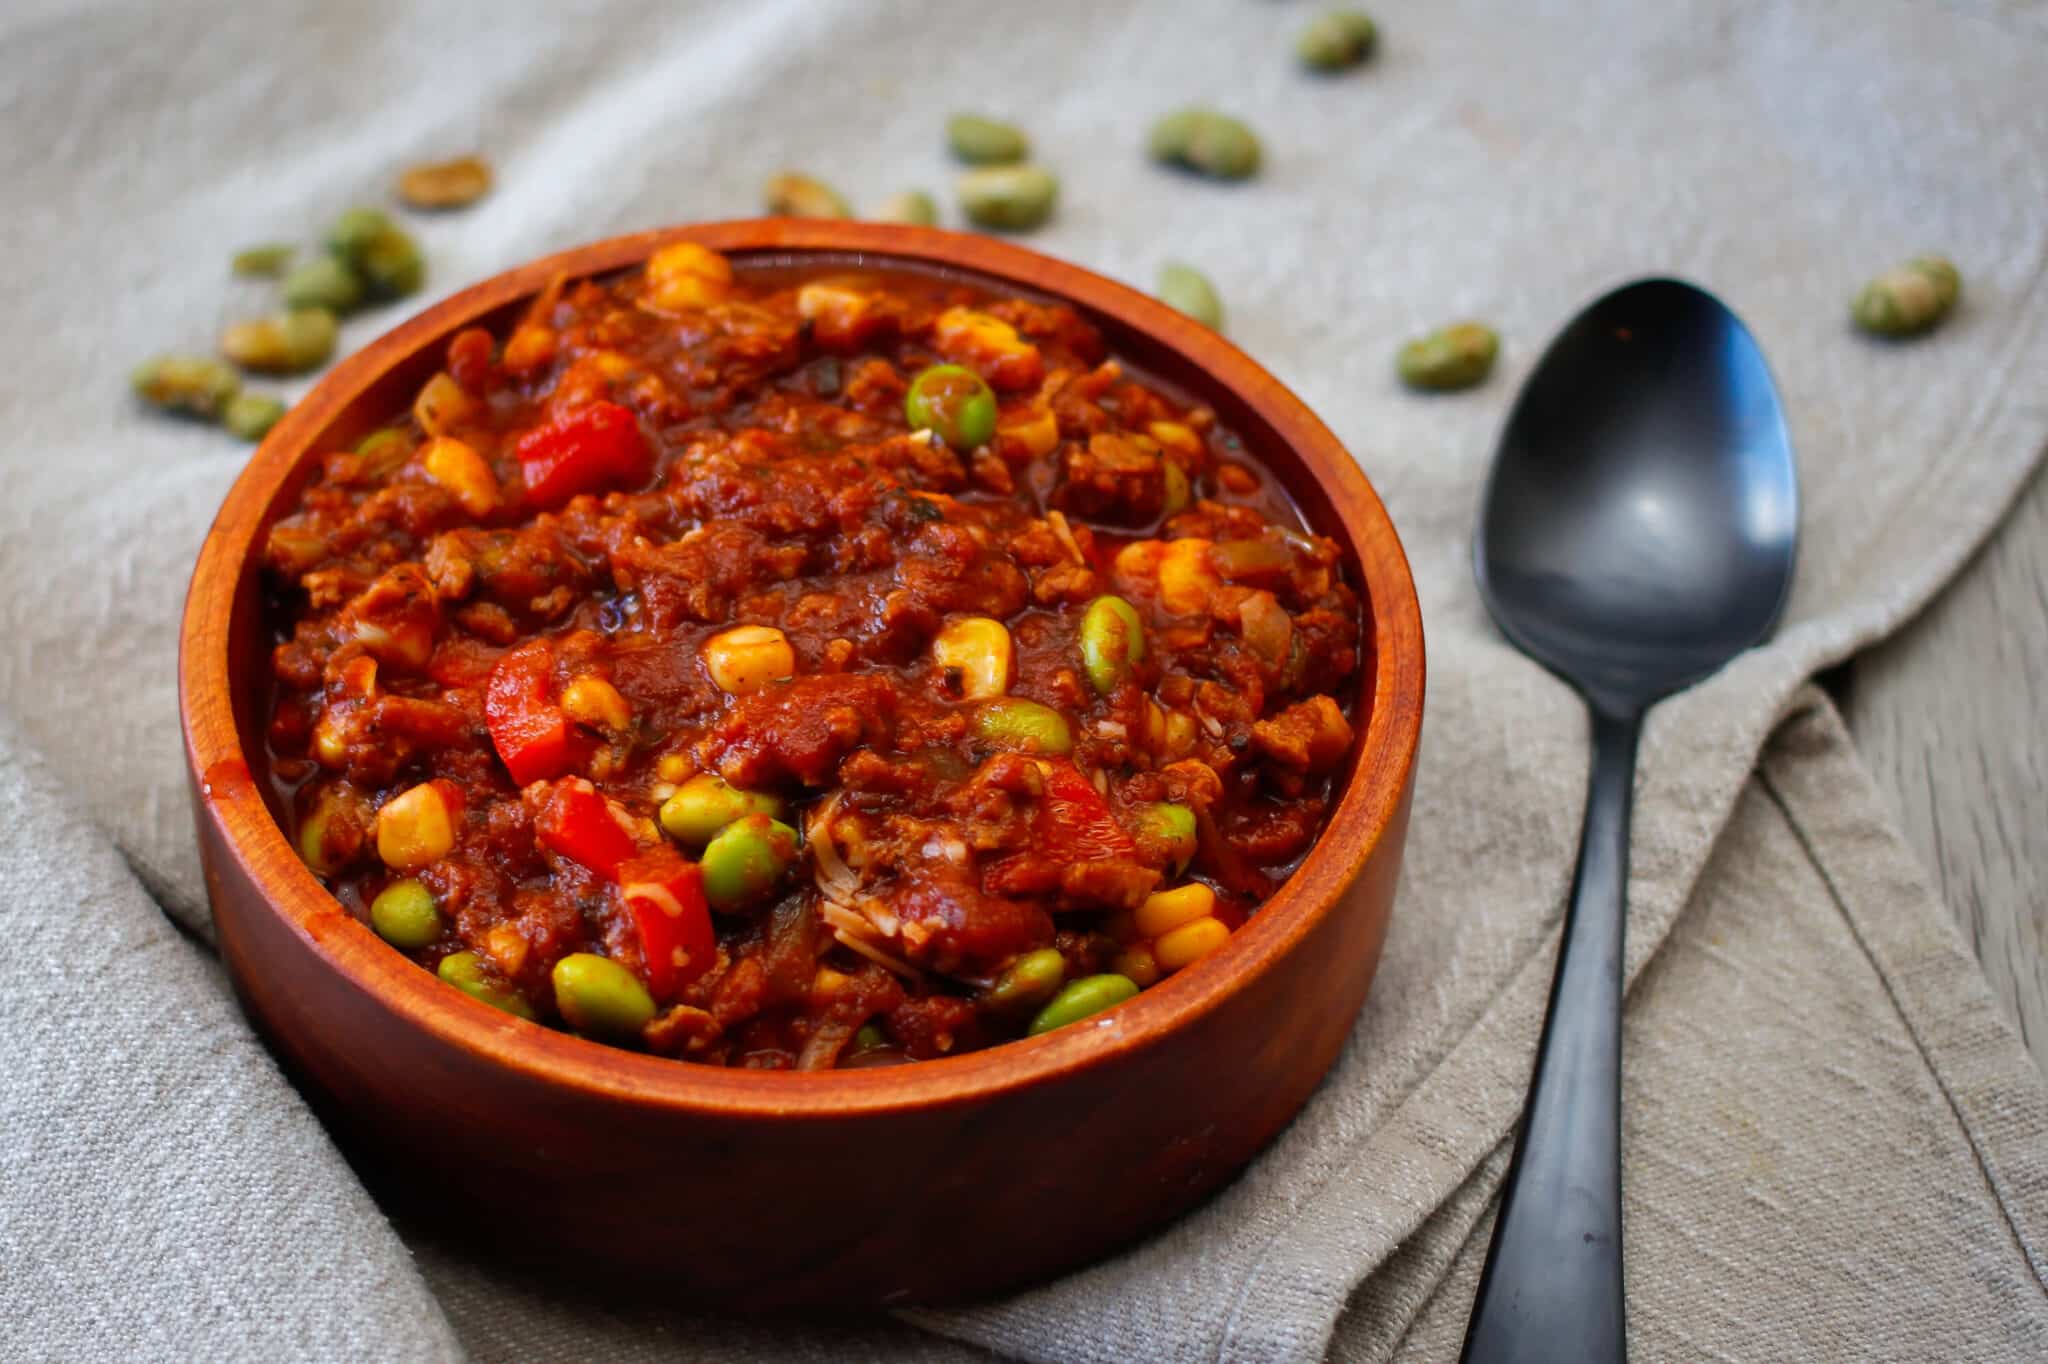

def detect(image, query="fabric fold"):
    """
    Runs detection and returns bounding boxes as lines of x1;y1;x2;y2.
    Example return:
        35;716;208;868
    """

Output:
0;716;466;1364
1362;699;2048;1361
3;0;2048;1359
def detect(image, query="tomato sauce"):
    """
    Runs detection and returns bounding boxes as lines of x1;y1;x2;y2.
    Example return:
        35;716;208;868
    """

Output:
261;243;1364;1067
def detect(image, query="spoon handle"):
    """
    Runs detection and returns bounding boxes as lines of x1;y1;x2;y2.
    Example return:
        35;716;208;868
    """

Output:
1461;705;1640;1364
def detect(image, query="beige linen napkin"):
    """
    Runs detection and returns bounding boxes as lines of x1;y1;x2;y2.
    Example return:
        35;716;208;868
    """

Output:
3;0;2046;1359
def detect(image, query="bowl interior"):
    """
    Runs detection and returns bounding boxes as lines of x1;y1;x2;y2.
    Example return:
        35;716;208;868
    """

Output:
184;220;1425;1113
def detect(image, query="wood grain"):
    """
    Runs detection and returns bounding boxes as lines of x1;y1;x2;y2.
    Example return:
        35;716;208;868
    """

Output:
177;219;1428;1306
1845;457;2048;1074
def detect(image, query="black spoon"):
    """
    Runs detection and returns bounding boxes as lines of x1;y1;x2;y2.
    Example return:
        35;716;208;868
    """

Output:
1461;278;1797;1364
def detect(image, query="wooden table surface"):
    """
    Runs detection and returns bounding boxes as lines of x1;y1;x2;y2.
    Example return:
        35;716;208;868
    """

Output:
1845;456;2048;1074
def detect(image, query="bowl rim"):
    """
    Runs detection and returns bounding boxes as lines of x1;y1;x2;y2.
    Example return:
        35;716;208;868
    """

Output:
179;218;1425;1119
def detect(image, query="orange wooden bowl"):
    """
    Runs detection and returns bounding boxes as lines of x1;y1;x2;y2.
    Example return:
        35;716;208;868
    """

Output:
179;220;1424;1309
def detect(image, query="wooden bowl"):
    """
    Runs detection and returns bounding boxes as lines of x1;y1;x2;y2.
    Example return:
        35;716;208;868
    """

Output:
179;220;1424;1309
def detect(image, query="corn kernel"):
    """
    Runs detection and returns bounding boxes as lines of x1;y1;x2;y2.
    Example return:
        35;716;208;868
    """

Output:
351;617;434;672
1147;421;1202;456
932;307;1043;390
1135;882;1217;938
483;923;529;978
1155;915;1231;971
376;780;458;871
311;711;348;768
590;349;635;381
335;653;379;699
501;324;557;375
934;306;1022;351
345;564;441;671
1113;945;1161;988
413;372;476;437
297;790;353;875
1115;538;1219;615
810;966;851;1004
646;242;733;310
1113;539;1164;587
931;616;1014;698
561;675;631;732
701;624;795;695
421;436;499;518
797;282;864;320
1000;408;1060;458
1158;538;1220;616
1163;710;1199;760
656;753;692;783
796;282;879;345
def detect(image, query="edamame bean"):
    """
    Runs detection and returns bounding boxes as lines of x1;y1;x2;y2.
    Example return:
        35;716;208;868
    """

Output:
1146;110;1203;163
357;226;425;299
840;1023;911;1068
1157;262;1224;330
325;207;423;298
700;813;799;911
1298;9;1378;71
283;255;365;314
132;354;240;419
1079;595;1146;695
1147;109;1261;181
904;364;998;450
1134;802;1198;872
370;877;443;949
947;114;1030;166
985;948;1067;1015
1027;973;1140;1036
221;309;338;374
1185;116;1262;180
223;393;287;442
658;774;784;849
232;244;295;278
296;793;344;875
551;952;656;1037
438;951;536;1019
763;172;852;219
326;206;394;258
1162;457;1192;515
399;155;494;210
956;165;1058;231
971;698;1074;756
873;189;939;226
1396;321;1499;391
1852;255;1961;337
355;428;413;475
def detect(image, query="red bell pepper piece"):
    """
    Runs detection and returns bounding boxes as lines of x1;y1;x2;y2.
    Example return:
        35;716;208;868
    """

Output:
484;640;586;785
1036;759;1138;861
979;759;1141;897
447;327;495;394
531;784;714;999
618;850;716;1000
516;400;653;510
534;778;640;880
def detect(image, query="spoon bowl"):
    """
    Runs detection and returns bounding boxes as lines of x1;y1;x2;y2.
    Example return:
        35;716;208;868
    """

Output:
1477;278;1797;712
1462;278;1796;1364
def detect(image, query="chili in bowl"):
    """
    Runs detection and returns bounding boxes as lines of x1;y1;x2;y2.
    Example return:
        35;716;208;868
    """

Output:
264;242;1365;1068
181;221;1422;1305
